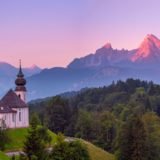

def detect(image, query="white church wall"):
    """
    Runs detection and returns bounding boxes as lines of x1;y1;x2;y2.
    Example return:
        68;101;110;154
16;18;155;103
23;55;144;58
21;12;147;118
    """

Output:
0;114;3;119
0;113;15;128
13;107;29;128
0;107;29;129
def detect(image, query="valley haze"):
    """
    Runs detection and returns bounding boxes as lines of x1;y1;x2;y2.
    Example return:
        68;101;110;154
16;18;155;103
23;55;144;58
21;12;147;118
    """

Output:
1;34;160;100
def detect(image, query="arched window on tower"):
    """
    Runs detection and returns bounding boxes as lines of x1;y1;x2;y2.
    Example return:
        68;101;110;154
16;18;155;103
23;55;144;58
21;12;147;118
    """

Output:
18;94;21;98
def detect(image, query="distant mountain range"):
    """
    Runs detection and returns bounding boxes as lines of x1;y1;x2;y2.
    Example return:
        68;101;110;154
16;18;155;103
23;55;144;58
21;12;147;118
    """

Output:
68;34;160;69
0;62;41;96
2;34;160;100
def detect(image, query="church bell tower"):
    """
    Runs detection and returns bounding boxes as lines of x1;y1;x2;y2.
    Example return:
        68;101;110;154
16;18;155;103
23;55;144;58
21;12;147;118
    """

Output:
15;60;27;102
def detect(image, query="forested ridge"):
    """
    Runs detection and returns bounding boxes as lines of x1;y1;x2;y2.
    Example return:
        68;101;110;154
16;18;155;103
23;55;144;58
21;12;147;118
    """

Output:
29;78;160;160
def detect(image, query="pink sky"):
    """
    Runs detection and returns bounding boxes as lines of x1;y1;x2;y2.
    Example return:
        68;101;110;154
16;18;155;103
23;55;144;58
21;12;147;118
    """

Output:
1;0;160;68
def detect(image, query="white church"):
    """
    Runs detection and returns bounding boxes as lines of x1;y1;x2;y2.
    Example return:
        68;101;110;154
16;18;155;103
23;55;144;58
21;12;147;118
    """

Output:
0;62;29;129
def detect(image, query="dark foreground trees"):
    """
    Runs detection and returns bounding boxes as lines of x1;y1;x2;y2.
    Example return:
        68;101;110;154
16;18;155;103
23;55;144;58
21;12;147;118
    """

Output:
19;114;90;160
23;116;47;160
46;96;71;134
0;128;10;150
142;112;160;160
50;133;90;160
115;113;160;160
20;132;90;160
28;79;160;159
116;116;148;160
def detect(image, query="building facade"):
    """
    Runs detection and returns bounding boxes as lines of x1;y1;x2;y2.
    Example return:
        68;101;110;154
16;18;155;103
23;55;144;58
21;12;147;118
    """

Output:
0;62;29;129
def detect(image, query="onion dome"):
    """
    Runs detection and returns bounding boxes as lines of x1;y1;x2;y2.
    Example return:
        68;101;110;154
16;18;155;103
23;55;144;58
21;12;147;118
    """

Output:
15;60;27;91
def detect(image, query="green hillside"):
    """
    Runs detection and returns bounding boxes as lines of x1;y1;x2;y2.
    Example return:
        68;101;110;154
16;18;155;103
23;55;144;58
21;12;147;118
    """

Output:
0;151;10;160
5;127;57;151
1;128;115;160
84;141;115;160
5;128;28;151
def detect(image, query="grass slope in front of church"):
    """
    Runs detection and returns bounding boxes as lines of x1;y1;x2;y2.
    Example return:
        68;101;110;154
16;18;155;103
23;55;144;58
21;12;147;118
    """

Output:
84;141;115;160
5;127;57;151
0;151;10;160
3;128;115;160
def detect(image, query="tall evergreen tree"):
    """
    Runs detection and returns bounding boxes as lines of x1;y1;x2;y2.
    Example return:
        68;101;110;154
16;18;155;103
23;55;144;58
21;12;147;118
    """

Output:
0;127;9;150
116;116;148;160
142;112;160;160
23;116;46;160
46;96;71;133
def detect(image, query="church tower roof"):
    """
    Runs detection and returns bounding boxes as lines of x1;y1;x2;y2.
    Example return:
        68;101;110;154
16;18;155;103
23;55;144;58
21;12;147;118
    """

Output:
17;59;24;77
15;60;27;92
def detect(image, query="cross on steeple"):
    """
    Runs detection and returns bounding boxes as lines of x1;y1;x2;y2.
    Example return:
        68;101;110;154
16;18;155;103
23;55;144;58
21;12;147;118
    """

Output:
17;59;24;77
15;60;27;102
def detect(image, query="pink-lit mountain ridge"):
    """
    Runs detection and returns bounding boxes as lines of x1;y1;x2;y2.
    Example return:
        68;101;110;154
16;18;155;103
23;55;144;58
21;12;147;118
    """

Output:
26;34;160;100
131;34;160;65
68;34;160;69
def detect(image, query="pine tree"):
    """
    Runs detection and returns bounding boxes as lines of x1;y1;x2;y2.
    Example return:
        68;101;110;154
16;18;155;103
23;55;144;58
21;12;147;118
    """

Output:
0;128;9;150
131;117;148;160
50;133;90;160
23;116;46;160
117;116;148;160
46;96;70;133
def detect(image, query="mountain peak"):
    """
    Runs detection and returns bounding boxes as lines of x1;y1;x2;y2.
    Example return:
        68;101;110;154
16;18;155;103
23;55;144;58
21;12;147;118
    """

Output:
142;34;160;48
131;34;160;62
103;43;112;49
29;64;41;70
145;34;159;40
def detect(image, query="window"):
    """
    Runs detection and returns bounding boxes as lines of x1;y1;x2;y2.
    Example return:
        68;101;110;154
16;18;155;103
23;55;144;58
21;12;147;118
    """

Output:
12;114;15;122
4;114;6;120
19;109;21;122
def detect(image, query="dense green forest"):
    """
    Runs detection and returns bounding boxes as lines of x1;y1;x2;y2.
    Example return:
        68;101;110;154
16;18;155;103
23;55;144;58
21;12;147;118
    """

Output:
29;79;160;160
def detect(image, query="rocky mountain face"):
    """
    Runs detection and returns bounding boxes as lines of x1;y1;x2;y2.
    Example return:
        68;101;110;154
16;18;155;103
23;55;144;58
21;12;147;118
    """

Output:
68;44;133;69
1;34;160;100
131;34;160;67
68;34;160;69
26;34;160;100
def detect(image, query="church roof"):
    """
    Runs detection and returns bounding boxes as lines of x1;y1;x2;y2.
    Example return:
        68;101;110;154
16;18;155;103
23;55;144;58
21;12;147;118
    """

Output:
0;106;17;113
0;90;28;111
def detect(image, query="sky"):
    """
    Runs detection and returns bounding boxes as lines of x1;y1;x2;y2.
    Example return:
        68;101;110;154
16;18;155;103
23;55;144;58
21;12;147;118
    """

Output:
1;0;160;68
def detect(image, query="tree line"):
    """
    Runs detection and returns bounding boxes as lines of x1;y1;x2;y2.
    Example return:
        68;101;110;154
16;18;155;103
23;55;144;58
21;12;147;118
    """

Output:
29;78;160;160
